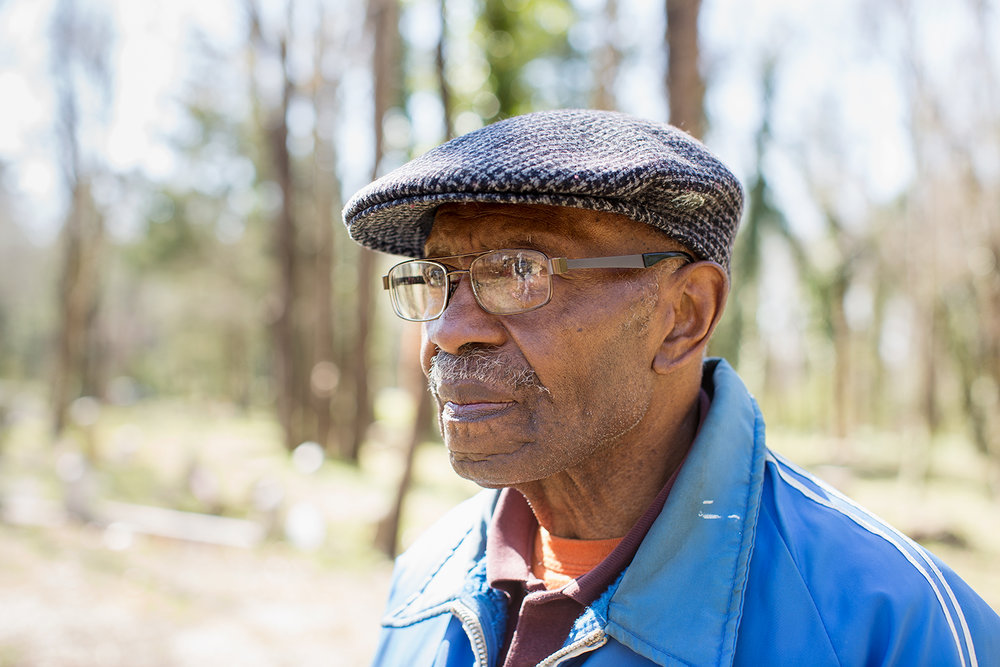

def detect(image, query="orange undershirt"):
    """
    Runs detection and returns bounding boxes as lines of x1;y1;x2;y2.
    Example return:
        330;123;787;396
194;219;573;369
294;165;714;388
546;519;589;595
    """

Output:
531;524;624;590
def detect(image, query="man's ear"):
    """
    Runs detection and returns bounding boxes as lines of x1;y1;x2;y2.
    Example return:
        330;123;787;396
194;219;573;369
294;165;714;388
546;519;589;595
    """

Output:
652;262;729;374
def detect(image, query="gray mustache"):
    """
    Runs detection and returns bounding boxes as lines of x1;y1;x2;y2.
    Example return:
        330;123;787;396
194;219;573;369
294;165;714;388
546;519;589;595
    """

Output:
427;347;548;394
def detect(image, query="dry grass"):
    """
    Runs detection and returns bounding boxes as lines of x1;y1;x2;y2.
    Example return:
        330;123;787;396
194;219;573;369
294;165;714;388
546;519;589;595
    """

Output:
0;521;393;666
0;394;474;666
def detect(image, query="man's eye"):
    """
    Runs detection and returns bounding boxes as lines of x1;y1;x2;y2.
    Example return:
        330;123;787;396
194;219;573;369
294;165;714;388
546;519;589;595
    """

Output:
423;266;446;286
512;258;535;278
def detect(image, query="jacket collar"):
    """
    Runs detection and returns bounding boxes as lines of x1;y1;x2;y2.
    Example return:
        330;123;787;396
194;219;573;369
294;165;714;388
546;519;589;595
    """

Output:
605;359;766;666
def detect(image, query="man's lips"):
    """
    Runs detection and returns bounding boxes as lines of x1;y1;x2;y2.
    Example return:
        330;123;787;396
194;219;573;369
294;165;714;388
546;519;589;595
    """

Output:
441;400;515;421
434;382;526;457
434;383;517;423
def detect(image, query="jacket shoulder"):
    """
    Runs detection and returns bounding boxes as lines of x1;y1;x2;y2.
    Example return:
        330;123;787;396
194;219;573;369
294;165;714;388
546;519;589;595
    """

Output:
740;451;1000;666
384;489;499;614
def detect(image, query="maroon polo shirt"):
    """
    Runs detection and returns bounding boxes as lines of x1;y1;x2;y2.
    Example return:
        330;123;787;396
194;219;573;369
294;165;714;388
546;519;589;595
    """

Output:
485;391;710;666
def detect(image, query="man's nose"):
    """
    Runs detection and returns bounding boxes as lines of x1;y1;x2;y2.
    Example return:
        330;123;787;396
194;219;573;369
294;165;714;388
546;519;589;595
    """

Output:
423;276;506;355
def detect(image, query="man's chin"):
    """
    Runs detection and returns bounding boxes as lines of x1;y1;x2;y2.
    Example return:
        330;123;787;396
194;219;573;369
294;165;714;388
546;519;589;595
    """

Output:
448;447;542;489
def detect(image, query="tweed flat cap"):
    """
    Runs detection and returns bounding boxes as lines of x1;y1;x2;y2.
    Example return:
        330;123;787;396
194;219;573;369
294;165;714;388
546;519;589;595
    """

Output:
343;109;744;269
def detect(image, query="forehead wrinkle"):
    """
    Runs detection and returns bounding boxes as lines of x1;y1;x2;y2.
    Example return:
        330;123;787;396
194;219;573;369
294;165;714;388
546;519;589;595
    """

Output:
426;202;688;259
429;205;610;256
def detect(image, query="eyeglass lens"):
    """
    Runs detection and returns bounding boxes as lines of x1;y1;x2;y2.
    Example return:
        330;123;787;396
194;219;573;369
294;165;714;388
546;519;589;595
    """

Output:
386;249;553;321
387;261;448;321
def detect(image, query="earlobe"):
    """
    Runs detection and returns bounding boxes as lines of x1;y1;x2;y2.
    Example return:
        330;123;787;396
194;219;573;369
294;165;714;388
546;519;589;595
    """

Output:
652;262;729;374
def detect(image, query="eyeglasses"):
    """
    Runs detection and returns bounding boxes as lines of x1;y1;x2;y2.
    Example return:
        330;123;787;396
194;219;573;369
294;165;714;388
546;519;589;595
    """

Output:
382;248;694;322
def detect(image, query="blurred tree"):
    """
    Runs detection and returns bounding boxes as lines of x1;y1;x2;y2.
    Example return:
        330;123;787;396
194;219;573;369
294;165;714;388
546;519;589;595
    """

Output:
307;2;342;453
591;0;621;111
665;0;704;137
345;0;401;463
436;0;455;139
809;208;868;448
115;96;270;403
376;322;430;558
0;164;47;380
478;0;577;121
888;0;1000;491
481;0;519;119
710;62;802;372
49;0;113;436
129;0;381;459
247;1;305;451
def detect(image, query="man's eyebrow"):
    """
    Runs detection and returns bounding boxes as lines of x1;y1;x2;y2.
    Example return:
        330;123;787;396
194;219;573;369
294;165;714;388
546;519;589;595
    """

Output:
502;232;580;250
504;235;539;248
424;235;544;257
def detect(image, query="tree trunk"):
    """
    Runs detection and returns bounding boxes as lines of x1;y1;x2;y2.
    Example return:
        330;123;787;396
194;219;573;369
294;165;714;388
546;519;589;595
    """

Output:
375;350;432;558
483;0;519;120
52;181;103;435
375;366;431;558
310;7;341;452
348;248;375;461
665;0;704;138
592;0;621;111
436;0;454;139
271;35;302;451
830;269;852;452
345;0;400;461
49;0;110;438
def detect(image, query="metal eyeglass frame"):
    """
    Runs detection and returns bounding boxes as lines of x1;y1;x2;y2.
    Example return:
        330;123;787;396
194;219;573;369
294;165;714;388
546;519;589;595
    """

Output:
382;249;695;322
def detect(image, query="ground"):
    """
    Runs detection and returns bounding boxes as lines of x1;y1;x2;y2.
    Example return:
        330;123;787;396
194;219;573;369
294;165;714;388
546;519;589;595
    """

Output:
0;395;477;666
0;521;392;666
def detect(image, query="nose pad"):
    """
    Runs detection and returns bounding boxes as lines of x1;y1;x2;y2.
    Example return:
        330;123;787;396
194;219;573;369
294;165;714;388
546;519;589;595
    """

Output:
443;271;481;314
425;271;505;354
446;273;463;304
443;269;477;313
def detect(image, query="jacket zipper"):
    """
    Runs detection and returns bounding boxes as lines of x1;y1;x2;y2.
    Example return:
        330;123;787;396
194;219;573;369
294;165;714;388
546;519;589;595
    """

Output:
537;628;607;667
451;601;489;667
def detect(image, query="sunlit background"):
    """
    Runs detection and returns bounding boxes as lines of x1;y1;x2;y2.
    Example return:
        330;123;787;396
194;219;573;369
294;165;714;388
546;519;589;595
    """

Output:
0;0;998;664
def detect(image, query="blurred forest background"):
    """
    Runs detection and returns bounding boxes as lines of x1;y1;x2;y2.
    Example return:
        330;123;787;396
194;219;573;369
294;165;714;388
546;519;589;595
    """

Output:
0;0;998;664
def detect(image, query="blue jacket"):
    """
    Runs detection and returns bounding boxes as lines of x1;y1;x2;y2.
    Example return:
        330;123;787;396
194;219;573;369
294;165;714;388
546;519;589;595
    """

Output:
373;360;1000;666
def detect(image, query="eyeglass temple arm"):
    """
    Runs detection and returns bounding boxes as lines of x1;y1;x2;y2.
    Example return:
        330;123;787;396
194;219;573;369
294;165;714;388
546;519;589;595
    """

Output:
552;252;693;274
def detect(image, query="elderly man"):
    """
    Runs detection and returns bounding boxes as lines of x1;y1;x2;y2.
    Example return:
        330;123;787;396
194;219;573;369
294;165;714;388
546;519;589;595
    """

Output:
344;110;999;666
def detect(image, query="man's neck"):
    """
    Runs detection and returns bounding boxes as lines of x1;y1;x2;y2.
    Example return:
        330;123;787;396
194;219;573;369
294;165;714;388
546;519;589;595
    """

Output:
514;390;701;539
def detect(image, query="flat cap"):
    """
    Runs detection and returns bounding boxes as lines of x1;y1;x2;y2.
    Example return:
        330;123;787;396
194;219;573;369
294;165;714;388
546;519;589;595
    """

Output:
343;109;744;269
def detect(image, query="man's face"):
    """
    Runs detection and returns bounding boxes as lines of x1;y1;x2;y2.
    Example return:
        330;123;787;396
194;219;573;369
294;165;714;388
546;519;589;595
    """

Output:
420;203;678;488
